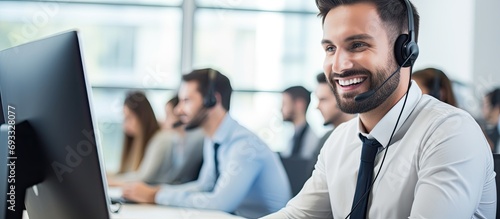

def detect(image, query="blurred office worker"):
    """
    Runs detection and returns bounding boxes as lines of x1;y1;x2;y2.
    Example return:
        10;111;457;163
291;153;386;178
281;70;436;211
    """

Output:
412;68;498;150
280;86;319;159
263;0;495;218
280;74;356;197
151;96;204;185
483;88;500;152
108;91;173;185
313;73;355;156
412;67;457;106
123;68;291;218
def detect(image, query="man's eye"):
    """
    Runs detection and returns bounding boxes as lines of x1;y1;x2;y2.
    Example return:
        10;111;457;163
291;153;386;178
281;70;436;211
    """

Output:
351;42;367;50
325;46;335;52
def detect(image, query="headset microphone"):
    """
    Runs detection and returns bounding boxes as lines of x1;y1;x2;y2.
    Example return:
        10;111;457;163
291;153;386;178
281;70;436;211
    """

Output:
354;53;413;102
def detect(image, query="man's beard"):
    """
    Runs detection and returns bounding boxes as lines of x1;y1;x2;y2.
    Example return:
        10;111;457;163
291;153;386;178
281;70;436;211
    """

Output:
184;107;209;130
328;63;400;114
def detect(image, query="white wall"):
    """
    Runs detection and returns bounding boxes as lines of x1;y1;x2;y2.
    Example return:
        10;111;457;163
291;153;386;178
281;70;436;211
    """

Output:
473;0;500;95
412;0;475;83
410;0;500;116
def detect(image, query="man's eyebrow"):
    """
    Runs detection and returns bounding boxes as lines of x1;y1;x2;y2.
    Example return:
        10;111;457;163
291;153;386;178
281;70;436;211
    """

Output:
321;39;333;45
321;34;373;45
344;34;373;42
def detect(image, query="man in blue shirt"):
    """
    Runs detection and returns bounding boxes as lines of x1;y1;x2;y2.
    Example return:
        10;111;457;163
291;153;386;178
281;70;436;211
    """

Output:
123;68;291;218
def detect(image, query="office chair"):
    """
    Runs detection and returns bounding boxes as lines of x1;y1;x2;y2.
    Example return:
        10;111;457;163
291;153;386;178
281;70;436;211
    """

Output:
493;154;500;219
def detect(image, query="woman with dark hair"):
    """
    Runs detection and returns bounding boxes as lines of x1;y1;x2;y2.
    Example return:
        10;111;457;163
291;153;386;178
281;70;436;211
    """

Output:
108;91;170;185
109;91;204;186
412;67;457;107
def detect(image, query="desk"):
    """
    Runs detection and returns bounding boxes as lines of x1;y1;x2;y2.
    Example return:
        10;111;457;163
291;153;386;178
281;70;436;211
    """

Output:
22;187;243;219
24;205;242;219
107;186;242;219
111;204;243;219
107;187;242;219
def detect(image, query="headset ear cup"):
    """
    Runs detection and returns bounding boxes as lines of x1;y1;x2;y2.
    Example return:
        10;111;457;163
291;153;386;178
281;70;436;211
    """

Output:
203;68;217;108
394;34;409;67
203;94;216;108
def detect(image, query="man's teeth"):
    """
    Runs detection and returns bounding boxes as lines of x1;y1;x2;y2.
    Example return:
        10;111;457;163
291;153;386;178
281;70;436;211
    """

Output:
338;78;364;86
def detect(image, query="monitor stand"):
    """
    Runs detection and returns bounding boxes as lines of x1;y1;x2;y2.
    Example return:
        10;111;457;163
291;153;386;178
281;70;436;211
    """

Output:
1;121;45;219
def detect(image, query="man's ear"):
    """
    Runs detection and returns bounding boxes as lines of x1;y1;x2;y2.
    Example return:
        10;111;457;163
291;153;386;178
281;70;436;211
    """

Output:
214;92;222;107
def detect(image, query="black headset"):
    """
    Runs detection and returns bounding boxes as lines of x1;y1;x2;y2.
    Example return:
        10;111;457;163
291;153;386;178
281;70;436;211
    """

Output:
347;1;419;218
203;68;217;108
394;0;419;67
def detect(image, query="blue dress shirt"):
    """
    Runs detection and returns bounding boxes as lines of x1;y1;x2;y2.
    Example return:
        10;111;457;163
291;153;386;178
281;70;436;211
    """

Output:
155;114;291;218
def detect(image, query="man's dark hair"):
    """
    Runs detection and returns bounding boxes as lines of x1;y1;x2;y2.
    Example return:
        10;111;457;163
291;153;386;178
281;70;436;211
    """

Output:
283;86;311;112
315;0;420;43
182;68;233;111
316;73;328;84
486;88;500;109
167;95;179;107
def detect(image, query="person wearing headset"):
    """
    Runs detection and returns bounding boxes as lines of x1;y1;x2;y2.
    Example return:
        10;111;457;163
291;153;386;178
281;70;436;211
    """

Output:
262;0;495;218
122;68;291;218
412;67;457;106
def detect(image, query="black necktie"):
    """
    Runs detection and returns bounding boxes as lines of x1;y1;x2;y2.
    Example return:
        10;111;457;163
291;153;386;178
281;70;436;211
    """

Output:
213;143;221;180
350;134;382;219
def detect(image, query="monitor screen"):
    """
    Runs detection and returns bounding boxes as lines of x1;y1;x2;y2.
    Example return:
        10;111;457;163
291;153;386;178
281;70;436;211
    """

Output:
0;31;111;219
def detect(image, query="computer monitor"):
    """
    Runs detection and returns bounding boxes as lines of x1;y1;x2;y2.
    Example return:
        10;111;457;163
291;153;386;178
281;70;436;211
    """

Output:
0;31;111;219
0;93;4;125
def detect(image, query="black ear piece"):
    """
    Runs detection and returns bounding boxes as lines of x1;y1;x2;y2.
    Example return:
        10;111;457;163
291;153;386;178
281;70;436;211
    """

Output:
203;69;217;108
356;0;419;103
394;0;419;67
394;34;410;67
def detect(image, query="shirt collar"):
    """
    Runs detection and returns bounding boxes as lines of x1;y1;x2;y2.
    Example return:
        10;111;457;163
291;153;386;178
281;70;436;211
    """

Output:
210;113;236;145
358;80;422;147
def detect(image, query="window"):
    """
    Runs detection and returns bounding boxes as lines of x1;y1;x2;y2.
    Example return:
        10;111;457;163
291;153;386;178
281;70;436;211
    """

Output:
197;0;317;12
0;1;182;88
0;0;326;171
193;9;323;90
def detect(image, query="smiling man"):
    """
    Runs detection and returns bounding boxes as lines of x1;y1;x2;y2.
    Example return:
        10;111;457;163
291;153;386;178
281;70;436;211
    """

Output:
262;0;496;218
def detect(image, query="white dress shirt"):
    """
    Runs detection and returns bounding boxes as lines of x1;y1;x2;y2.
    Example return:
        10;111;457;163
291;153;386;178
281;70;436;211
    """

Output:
263;82;496;219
